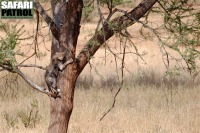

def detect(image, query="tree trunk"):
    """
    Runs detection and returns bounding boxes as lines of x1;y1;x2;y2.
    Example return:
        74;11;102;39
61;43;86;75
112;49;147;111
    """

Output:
47;0;82;132
48;64;78;133
45;0;157;133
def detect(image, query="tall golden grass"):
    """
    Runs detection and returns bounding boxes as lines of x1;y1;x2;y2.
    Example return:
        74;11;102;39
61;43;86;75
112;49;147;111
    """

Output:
1;56;200;133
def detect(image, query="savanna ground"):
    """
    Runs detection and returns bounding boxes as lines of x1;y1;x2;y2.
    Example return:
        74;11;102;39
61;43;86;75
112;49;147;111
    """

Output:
1;1;200;133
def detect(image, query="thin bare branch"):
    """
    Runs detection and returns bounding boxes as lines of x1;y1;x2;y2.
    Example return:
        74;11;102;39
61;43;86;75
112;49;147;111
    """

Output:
112;8;170;69
33;0;59;40
17;64;46;70
18;53;35;65
76;0;158;73
100;42;126;121
0;63;49;94
157;0;170;16
34;9;40;56
15;68;50;94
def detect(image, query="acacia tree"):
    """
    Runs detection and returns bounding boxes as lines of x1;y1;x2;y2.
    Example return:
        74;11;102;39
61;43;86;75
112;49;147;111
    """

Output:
1;0;200;132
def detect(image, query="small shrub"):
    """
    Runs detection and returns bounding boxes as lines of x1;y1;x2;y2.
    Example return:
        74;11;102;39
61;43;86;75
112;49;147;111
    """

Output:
18;100;41;128
1;73;19;100
2;111;18;128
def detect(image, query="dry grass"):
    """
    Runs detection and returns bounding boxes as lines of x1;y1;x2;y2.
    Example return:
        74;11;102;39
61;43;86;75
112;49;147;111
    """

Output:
1;80;200;133
70;85;200;133
1;64;200;133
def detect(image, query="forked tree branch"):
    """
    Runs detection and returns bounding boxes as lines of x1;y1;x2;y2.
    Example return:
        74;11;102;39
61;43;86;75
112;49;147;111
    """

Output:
33;0;59;40
0;64;49;94
76;0;158;73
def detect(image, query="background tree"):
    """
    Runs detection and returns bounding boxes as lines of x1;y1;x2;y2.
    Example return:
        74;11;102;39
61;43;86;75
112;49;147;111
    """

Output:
0;0;200;133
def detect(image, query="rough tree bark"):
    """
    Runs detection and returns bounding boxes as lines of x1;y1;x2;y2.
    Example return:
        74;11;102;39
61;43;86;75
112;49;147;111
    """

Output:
47;0;82;132
34;0;158;132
